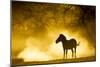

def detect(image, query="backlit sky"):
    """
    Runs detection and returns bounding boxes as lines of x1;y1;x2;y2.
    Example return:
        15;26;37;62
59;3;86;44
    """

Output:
12;1;96;62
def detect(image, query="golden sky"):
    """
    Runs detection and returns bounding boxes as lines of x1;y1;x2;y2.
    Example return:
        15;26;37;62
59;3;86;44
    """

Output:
12;1;96;62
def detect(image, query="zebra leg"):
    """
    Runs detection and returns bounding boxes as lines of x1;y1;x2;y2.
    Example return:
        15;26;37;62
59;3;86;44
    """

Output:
71;49;74;58
66;50;68;59
75;48;76;58
63;49;65;59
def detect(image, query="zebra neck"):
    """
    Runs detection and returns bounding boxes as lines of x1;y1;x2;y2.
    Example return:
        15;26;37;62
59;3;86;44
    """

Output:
62;39;67;44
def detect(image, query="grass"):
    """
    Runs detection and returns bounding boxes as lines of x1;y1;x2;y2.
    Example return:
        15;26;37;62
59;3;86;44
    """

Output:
12;56;96;66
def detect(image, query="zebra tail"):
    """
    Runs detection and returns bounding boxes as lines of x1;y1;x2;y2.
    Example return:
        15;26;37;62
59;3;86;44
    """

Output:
77;42;80;46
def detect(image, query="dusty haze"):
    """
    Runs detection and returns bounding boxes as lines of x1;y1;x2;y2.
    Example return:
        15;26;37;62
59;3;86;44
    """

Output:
12;1;96;62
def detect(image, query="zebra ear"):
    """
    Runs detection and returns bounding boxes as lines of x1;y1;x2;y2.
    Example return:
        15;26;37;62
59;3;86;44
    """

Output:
60;34;63;36
59;34;62;36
